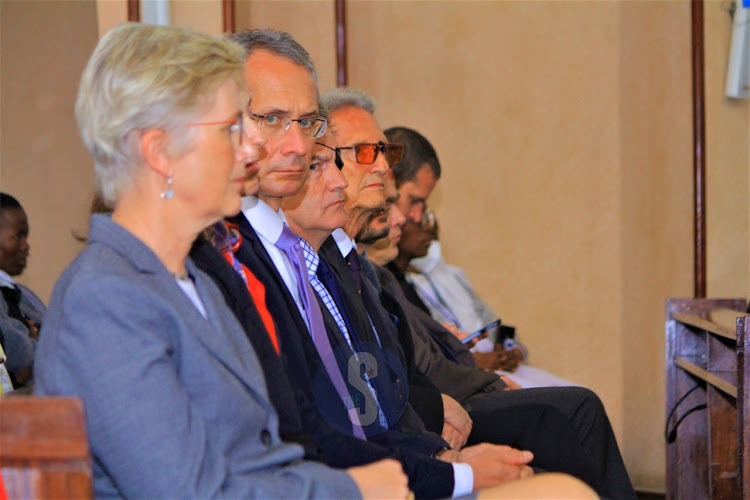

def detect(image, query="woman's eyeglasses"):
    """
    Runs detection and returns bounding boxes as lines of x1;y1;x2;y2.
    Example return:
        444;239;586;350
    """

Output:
186;111;248;148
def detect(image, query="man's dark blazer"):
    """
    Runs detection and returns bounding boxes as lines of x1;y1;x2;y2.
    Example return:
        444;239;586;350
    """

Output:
190;237;319;455
318;236;446;434
226;213;443;448
373;263;506;403
369;262;639;499
222;212;456;497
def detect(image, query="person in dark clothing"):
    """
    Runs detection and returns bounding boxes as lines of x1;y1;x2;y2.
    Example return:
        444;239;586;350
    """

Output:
0;192;44;389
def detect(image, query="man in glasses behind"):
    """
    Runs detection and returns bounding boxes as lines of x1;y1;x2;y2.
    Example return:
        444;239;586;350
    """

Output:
378;125;636;498
404;209;577;388
208;28;535;498
312;87;629;496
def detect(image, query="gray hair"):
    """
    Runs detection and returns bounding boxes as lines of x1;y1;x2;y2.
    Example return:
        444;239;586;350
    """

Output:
318;101;330;121
229;29;318;85
320;87;376;115
75;23;245;206
384;126;441;186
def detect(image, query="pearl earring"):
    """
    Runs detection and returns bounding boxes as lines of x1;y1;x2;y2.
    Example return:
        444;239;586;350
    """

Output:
160;176;174;200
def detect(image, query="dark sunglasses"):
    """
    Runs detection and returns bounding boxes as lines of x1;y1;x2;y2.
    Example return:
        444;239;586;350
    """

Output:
339;141;404;166
316;141;404;170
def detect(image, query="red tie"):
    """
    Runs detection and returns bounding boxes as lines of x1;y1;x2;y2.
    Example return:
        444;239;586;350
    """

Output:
206;221;281;356
221;252;280;355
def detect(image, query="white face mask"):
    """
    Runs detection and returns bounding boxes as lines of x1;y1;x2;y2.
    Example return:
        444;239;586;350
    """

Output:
410;240;442;273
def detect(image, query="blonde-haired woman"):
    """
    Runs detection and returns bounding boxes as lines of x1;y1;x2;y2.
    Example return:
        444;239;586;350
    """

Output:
33;23;408;499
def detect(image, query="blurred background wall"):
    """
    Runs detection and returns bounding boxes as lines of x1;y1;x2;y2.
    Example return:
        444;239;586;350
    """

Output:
2;0;748;492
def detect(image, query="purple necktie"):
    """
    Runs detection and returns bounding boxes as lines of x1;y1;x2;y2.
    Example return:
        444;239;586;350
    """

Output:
345;249;362;294
275;224;367;440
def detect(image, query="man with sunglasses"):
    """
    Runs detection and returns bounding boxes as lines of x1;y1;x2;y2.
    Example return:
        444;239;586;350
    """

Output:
281;120;551;494
307;87;627;495
194;28;542;498
317;87;499;443
309;87;641;498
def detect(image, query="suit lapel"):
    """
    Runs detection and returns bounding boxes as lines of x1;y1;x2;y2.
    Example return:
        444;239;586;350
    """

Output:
319;238;379;346
227;217;361;435
360;277;406;359
178;262;273;405
313;292;357;364
319;240;409;427
230;214;310;336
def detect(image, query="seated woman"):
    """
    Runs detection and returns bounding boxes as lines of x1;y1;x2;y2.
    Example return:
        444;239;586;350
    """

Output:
0;192;45;390
33;22;597;500
32;23;406;499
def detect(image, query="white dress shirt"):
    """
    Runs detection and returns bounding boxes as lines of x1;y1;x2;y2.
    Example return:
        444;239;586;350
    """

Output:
241;196;308;329
0;269;15;288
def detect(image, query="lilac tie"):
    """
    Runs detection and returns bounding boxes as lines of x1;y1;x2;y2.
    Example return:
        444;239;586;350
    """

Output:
275;224;367;440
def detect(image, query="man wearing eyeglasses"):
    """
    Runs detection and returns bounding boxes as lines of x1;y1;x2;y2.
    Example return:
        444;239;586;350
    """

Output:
276;86;627;497
371;126;637;499
282;124;551;495
205;28;535;498
317;88;507;451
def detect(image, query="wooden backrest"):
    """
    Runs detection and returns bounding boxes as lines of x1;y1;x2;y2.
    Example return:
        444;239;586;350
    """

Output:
0;396;92;499
665;298;747;499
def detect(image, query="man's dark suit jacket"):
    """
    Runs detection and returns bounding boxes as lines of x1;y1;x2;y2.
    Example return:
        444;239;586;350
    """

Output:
316;237;640;499
367;262;642;499
318;239;499;406
373;263;507;403
214;214;456;497
318;237;447;434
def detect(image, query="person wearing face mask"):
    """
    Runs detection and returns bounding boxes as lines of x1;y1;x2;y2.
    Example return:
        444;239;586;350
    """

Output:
407;210;575;388
0;192;45;391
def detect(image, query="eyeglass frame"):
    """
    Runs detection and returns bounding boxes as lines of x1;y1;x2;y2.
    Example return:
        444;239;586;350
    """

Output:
249;112;327;139
337;141;404;167
186;110;247;148
314;142;344;170
314;141;403;171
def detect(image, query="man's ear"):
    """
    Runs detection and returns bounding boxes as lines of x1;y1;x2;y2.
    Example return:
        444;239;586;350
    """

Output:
139;128;171;178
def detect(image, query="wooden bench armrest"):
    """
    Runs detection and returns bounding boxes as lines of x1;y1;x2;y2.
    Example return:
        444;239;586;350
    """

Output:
0;396;93;499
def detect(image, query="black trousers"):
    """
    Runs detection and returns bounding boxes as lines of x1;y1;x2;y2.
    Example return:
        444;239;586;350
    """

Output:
464;386;636;500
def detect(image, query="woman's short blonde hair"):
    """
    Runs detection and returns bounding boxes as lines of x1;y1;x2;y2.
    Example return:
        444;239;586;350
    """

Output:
75;23;246;205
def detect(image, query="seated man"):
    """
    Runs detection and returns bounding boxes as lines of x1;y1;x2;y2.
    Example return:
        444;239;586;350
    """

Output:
395;209;576;388
0;192;44;390
216;28;543;498
371;125;636;499
312;87;634;498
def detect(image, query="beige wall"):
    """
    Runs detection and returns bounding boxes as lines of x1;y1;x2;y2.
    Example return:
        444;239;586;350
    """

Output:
237;0;337;92
340;1;693;491
704;0;750;297
1;0;98;303
4;0;749;494
619;1;694;490
97;0;221;37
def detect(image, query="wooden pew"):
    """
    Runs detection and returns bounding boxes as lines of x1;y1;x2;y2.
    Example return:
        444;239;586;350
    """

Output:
665;298;748;499
0;396;92;499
